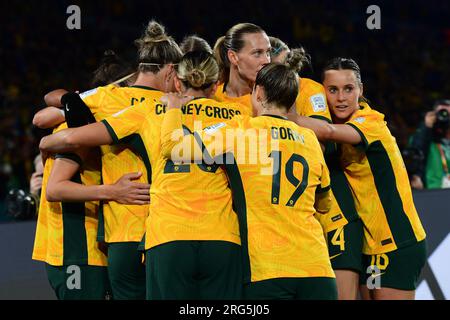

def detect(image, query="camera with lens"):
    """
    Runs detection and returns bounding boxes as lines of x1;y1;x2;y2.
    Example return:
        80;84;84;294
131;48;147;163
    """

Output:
432;107;450;141
6;189;39;220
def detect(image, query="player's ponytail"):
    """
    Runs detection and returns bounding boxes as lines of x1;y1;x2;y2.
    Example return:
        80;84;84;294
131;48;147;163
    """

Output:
181;35;212;54
213;36;229;83
135;20;183;74
177;51;219;90
270;36;311;73
91;50;134;87
285;47;311;74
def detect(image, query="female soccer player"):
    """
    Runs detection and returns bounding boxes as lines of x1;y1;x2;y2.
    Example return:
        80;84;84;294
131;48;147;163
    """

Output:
292;57;427;300
271;37;363;300
33;121;149;300
213;23;271;114
180;35;212;54
269;36;331;122
160;63;337;300
40;20;182;300
39;50;249;300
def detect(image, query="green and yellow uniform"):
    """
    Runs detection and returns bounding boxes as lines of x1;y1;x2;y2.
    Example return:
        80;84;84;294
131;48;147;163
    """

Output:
343;103;426;254
80;85;163;243
214;83;252;115
161;111;337;299
103;97;250;299
32;123;109;300
343;102;427;289
80;84;163;299
295;78;331;122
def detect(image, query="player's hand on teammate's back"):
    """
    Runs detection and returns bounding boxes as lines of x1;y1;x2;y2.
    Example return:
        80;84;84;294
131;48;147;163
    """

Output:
112;172;151;205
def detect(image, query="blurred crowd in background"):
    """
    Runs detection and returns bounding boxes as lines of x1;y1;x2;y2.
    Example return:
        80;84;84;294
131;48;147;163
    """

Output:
1;0;449;220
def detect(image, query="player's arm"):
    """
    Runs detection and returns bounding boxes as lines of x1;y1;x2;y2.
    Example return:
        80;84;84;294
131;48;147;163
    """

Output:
315;188;331;214
160;93;205;161
44;89;68;108
288;113;362;145
33;107;65;129
39;122;113;156
46;151;150;204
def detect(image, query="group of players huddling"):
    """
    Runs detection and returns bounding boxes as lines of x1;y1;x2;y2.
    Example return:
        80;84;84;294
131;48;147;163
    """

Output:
32;20;427;300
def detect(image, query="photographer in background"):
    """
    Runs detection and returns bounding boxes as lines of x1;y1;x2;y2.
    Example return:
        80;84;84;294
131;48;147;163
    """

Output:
5;154;43;221
409;99;450;189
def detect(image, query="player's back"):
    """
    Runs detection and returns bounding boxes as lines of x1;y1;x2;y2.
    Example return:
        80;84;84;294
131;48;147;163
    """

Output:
222;115;334;282
80;84;163;243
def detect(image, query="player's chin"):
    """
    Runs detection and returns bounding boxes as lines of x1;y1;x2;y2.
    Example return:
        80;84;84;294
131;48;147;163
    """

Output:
332;109;352;122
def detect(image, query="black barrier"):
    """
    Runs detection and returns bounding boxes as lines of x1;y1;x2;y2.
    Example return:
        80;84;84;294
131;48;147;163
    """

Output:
0;189;448;300
413;189;450;300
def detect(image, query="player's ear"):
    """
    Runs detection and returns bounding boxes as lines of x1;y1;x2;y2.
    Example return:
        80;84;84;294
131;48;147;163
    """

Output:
359;83;364;98
174;77;182;93
227;49;239;66
211;81;219;95
254;85;264;102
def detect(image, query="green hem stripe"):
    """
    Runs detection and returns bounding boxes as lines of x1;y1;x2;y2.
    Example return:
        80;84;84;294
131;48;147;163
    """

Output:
310;115;332;124
316;185;331;194
130;85;159;92
55;153;83;166
347;123;369;149
366;141;417;247
224;156;251;283
101;120;119;144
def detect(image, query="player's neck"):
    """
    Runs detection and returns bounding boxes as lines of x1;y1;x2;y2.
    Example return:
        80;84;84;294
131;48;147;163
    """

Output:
133;72;162;91
260;106;288;118
226;69;252;97
183;88;211;99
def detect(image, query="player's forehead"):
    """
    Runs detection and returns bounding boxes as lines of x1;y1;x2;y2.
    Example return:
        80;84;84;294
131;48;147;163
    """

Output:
323;69;358;86
240;32;271;52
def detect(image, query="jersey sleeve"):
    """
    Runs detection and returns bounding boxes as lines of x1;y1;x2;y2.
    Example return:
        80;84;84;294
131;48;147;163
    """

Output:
345;109;383;149
316;140;331;192
79;88;102;117
313;135;331;213
101;102;147;143
297;81;331;122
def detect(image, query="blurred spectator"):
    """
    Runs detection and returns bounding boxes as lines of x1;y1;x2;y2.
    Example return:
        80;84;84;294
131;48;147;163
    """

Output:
409;100;450;189
29;154;44;197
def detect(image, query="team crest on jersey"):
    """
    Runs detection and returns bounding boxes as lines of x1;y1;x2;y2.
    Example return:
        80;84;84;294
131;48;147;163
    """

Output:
204;122;226;134
310;94;326;112
79;88;98;100
354;117;366;123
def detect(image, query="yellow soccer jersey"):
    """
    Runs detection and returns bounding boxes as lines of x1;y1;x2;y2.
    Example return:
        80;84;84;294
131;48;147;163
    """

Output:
341;102;426;255
315;191;349;233
32;123;107;266
214;83;253;116
161;111;335;283
79;84;163;243
103;98;247;250
315;154;360;232
295;78;331;121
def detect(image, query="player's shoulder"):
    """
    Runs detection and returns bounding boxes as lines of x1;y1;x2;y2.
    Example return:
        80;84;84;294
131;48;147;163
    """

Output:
350;102;385;124
79;84;116;100
300;77;325;93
